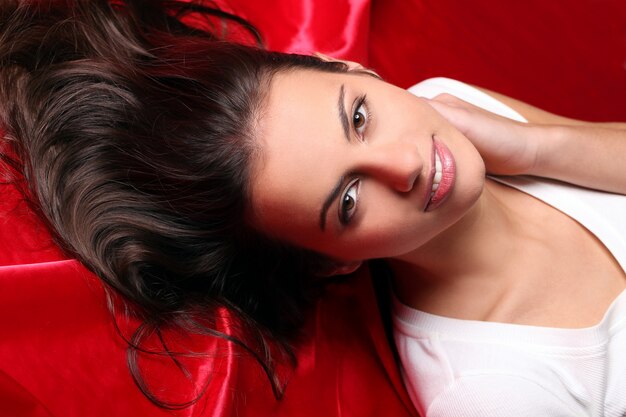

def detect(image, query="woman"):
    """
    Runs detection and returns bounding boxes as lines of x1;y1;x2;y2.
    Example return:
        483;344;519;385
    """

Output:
1;0;625;414
251;68;626;415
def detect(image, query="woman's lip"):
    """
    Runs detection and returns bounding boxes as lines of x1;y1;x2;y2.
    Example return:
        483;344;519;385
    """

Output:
424;137;456;212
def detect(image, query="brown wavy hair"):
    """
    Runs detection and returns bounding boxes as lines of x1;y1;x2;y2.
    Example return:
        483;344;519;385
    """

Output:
0;0;350;408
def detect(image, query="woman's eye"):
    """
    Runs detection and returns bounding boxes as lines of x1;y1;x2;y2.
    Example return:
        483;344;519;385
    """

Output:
352;97;369;137
339;179;360;225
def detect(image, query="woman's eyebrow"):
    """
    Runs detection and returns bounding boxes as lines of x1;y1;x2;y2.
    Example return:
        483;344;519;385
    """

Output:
338;84;350;143
319;175;345;231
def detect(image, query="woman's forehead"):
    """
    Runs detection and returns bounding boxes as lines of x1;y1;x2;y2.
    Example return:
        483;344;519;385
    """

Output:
268;69;341;112
249;70;348;240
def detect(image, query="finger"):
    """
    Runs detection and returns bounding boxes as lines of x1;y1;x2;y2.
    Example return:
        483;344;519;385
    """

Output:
427;99;468;120
431;93;465;106
430;94;492;115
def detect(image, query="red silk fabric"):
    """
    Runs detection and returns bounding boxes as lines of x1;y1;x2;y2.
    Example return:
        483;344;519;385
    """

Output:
2;0;626;416
0;175;415;416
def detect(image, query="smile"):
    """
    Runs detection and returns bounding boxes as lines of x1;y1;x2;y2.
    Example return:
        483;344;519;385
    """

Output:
424;137;456;212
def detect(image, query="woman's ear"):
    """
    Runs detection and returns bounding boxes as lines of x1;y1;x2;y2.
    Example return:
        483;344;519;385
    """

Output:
314;52;362;70
317;260;363;277
313;52;381;79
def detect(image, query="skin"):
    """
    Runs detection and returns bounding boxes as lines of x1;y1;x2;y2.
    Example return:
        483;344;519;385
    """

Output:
250;68;626;328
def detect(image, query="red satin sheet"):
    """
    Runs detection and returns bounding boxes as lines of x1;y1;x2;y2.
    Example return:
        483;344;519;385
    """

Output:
2;0;626;415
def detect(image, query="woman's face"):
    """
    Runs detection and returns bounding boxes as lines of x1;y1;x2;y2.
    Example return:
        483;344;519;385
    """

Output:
250;69;485;262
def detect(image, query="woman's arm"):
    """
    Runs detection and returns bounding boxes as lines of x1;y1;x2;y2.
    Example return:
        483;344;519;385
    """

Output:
428;91;626;194
477;87;626;130
530;123;626;194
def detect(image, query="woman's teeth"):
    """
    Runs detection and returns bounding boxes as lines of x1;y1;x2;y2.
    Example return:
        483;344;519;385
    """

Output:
430;151;442;198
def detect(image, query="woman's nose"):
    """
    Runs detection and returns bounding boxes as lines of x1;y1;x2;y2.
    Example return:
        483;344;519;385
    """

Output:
357;139;423;192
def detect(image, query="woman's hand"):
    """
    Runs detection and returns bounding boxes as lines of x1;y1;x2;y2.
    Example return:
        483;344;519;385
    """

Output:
428;93;626;194
427;93;539;176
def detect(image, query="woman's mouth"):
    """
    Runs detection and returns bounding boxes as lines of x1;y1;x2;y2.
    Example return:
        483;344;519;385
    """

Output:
424;137;456;212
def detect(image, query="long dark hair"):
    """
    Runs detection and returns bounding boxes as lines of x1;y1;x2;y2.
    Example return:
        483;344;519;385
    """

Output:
0;0;350;408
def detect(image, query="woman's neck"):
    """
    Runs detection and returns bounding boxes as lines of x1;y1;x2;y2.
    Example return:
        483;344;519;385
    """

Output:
389;178;539;319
